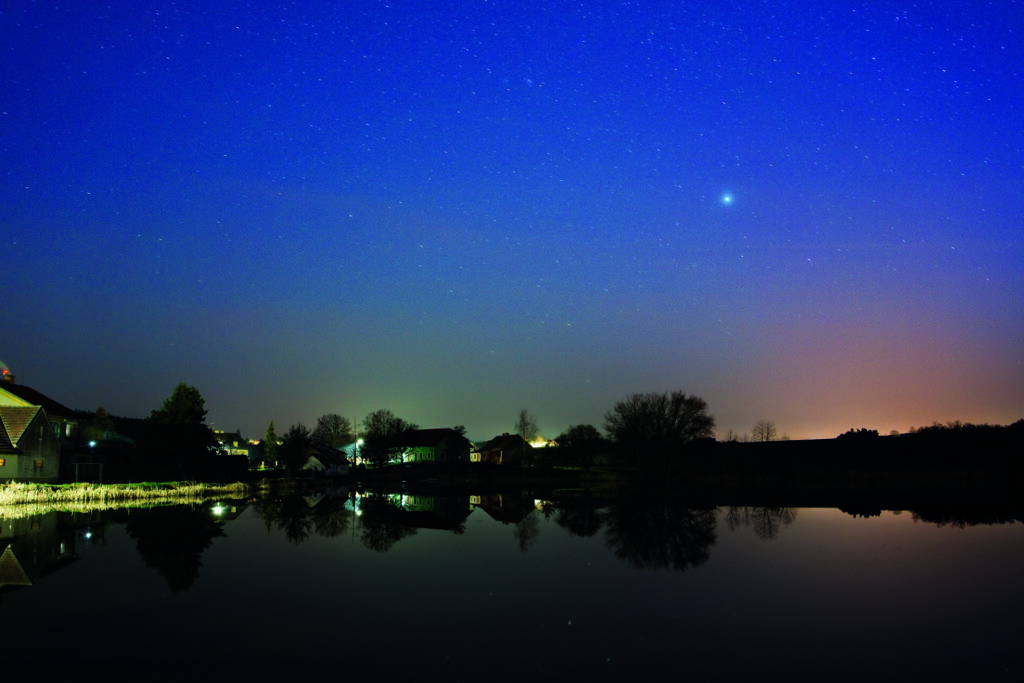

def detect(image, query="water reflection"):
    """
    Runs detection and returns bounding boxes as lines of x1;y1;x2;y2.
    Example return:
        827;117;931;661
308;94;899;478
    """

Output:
723;506;799;540
553;491;603;538
603;495;717;571
125;505;228;592
0;511;78;597
3;490;1023;598
2;490;1023;678
358;494;418;552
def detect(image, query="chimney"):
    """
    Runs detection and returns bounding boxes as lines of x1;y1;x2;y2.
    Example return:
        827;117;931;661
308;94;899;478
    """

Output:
1;370;13;384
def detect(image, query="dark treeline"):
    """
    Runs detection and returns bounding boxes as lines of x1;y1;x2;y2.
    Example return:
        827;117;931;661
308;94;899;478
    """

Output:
70;382;1024;487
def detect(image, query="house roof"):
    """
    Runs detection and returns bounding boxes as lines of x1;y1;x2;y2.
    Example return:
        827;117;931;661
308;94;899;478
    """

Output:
398;428;467;448
0;545;33;588
0;406;46;450
479;433;532;452
304;444;349;468
0;382;76;420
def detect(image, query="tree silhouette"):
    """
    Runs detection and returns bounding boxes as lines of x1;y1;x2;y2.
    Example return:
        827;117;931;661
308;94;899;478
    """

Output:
144;383;221;478
604;391;715;473
278;423;312;474
556;424;604;471
513;409;540;442
751;420;777;442
361;409;418;468
263;421;278;468
312;413;353;449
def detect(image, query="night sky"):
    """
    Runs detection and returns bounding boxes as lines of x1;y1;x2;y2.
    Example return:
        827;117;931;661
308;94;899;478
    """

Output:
3;1;1022;441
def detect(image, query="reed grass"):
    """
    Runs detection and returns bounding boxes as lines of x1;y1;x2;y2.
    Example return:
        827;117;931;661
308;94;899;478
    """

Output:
0;481;252;518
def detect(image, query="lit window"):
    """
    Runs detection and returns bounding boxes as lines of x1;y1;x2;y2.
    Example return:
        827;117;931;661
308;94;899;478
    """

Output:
0;459;5;466
34;460;44;468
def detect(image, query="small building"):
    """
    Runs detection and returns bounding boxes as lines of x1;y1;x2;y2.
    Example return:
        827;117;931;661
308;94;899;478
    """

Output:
301;444;350;476
214;430;252;459
0;405;61;482
476;433;533;466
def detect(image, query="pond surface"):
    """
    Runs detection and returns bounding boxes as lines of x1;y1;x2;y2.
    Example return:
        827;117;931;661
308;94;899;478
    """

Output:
2;489;1022;679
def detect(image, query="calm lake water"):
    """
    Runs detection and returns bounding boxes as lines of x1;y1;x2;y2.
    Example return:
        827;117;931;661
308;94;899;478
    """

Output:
3;488;1022;679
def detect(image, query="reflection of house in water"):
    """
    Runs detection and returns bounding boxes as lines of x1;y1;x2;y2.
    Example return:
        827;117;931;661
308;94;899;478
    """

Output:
470;492;535;525
384;493;472;531
0;512;78;596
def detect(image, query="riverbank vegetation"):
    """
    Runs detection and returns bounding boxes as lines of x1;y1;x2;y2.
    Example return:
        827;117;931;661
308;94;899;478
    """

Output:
0;481;250;515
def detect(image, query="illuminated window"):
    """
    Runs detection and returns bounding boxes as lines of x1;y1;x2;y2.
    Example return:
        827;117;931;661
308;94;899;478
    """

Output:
34;460;44;468
0;459;5;466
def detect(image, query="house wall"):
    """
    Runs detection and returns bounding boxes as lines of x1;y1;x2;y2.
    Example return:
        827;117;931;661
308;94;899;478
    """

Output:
405;446;435;462
1;411;61;483
405;435;471;463
438;435;470;462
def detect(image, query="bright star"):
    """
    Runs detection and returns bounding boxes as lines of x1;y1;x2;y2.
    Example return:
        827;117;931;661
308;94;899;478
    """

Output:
721;193;734;205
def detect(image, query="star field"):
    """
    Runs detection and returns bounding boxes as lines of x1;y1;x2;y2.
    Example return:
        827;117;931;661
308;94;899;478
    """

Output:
2;1;1022;439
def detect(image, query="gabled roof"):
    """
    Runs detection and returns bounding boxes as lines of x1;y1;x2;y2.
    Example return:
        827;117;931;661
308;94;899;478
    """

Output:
0;545;33;588
398;428;467;448
479;433;532;452
0;382;75;419
0;406;46;450
308;444;348;467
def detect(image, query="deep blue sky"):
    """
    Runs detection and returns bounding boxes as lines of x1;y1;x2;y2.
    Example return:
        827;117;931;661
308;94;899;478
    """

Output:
3;1;1022;440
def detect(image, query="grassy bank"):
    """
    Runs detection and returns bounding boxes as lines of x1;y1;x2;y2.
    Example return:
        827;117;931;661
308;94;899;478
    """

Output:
0;481;252;517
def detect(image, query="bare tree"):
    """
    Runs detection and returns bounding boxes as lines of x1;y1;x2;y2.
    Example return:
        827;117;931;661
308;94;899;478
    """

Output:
312;413;353;448
604;391;715;472
513;409;540;468
751;420;778;442
361;409;418;468
513;409;539;442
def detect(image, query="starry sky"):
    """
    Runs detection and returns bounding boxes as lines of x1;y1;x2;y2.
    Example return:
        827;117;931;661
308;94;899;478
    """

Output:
3;1;1022;441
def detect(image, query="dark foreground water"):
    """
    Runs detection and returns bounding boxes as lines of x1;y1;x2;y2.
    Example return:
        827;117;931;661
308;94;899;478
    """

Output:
2;489;1022;679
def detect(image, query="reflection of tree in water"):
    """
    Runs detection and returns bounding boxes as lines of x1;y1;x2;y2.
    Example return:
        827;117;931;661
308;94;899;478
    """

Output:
513;511;541;553
253;496;279;535
604;496;717;572
909;507;1024;528
312;501;354;538
276;495;314;545
554;494;604;538
126;505;226;593
359;495;417;553
253;494;355;544
723;506;798;540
